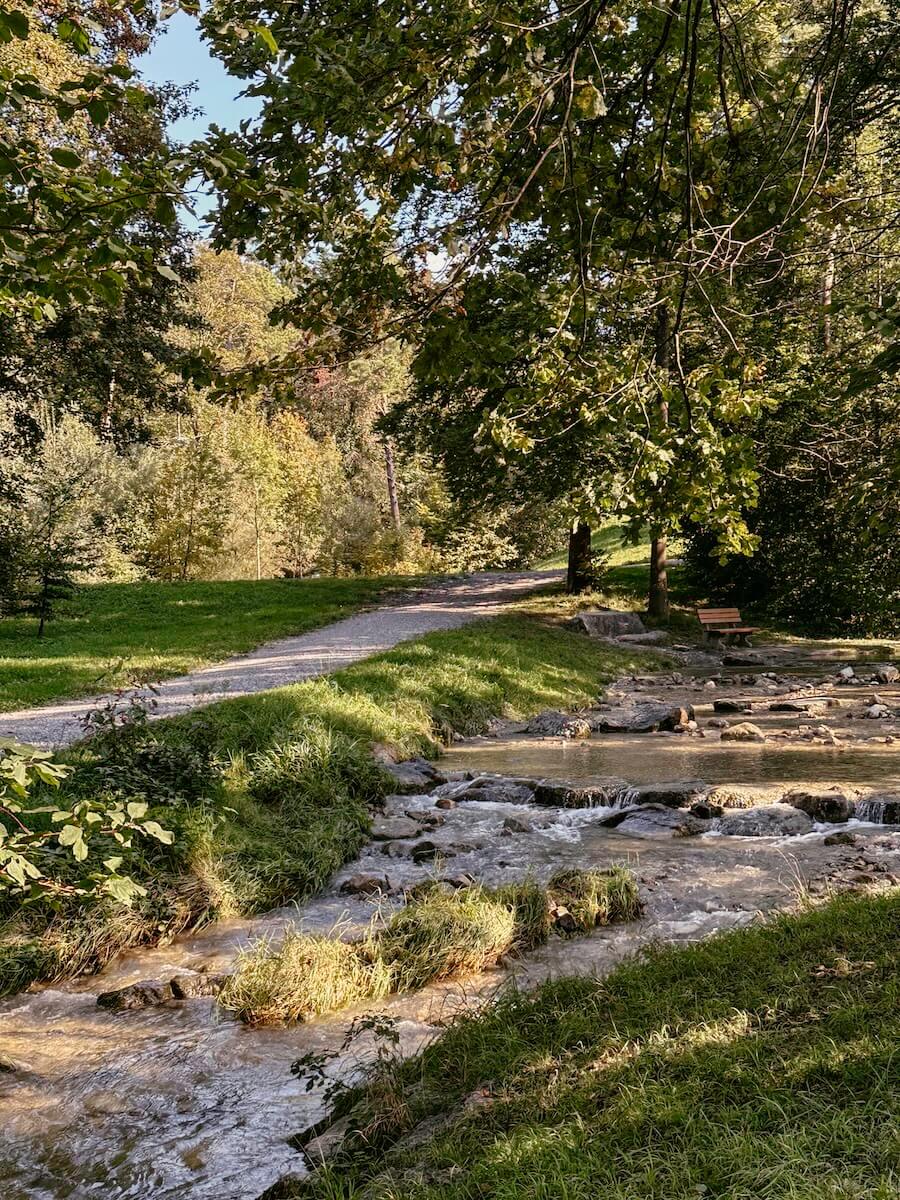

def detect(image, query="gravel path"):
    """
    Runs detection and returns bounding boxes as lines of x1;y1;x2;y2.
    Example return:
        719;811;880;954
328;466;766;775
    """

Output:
0;571;562;749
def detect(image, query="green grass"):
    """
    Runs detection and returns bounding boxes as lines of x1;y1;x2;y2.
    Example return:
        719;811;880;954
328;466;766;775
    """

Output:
537;522;686;573
219;869;640;1025
0;606;663;996
278;890;900;1200
0;576;415;711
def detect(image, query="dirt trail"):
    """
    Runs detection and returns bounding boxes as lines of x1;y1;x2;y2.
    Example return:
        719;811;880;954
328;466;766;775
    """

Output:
0;571;561;749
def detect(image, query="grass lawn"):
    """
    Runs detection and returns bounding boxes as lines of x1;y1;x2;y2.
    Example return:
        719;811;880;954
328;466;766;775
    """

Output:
537;521;686;573
0;576;415;711
0;603;664;996
285;889;900;1200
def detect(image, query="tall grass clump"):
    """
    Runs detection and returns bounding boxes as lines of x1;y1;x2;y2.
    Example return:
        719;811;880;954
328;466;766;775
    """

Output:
219;931;393;1026
380;888;519;991
549;866;642;931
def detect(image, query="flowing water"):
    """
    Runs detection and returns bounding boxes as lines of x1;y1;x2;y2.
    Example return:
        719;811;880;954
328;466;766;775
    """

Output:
3;667;899;1199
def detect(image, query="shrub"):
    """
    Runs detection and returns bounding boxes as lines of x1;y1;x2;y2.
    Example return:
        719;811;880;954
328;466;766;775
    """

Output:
248;725;389;811
219;931;392;1026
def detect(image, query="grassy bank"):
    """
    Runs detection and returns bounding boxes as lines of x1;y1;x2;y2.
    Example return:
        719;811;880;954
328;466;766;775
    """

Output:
0;576;414;711
277;889;900;1200
0;608;662;996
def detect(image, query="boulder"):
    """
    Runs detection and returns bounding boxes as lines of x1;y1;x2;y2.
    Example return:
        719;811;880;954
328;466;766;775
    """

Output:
723;652;763;667
855;793;900;824
502;815;532;834
865;704;891;719
384;762;437;794
837;665;855;682
370;816;422;841
629;779;709;808
783;788;855;823
612;805;708;839
590;702;693;733
716;804;813;837
169;973;228;1000
616;630;670;646
570;609;646;639
690;800;724;820
550;904;578;933
449;777;537;806
873;664;899;684
97;980;175;1011
712;699;752;714
531;778;630;808
526;710;593;739
720;722;766;743
411;840;452;863
435;796;456;810
340;873;392;896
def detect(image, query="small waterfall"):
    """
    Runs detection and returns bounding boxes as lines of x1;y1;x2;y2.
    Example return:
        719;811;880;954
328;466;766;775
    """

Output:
855;795;900;824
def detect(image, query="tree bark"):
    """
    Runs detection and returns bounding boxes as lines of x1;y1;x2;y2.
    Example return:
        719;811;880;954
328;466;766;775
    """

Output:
821;227;837;351
566;521;593;593
648;302;671;620
384;441;401;532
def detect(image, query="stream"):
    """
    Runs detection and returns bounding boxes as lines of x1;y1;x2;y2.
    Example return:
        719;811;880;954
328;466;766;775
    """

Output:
2;660;899;1199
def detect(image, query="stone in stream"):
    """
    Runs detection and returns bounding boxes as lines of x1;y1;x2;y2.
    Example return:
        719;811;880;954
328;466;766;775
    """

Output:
526;710;593;739
629;780;710;808
837;665;856;682
783;788;855;823
97;973;228;1011
712;699;752;714
502;815;533;834
690;800;725;820
612;805;709;838
434;796;456;809
449;777;538;806
590;702;693;733
340;873;393;896
722;652;763;667
569;609;646;639
865;704;891;719
855;793;900;824
720;722;767;742
873;664;899;684
370;816;423;841
716;805;814;837
383;760;442;794
411;840;454;863
824;831;857;846
531;778;630;808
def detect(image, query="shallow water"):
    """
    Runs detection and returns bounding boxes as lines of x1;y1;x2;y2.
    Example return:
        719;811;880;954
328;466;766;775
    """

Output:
442;735;900;791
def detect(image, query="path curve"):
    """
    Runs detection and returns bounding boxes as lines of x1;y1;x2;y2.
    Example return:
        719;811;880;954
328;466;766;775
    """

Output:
0;571;562;748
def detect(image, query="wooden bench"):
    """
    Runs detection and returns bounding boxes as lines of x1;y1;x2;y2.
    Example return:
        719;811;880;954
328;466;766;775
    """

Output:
696;607;760;646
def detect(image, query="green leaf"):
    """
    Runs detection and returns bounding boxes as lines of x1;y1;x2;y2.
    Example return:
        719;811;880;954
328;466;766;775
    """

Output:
155;265;181;283
141;820;175;845
50;147;82;169
250;23;279;55
126;801;148;819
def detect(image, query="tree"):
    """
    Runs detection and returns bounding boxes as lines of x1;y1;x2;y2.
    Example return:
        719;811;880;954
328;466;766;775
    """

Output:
199;0;899;613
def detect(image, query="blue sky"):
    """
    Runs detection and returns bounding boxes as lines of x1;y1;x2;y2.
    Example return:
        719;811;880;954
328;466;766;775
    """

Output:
139;12;258;225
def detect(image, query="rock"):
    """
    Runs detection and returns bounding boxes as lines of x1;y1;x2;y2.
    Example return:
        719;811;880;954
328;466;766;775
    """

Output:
616;630;670;645
712;699;751;714
723;652;763;667
411;840;452;864
550;904;578;933
707;786;756;809
717;804;814;837
613;805;708;838
370;816;422;841
526;710;593;739
450;777;537;805
855;793;900;824
97;980;175;1011
502;815;532;834
629;779;709;808
690;801;724;820
770;700;814;713
384;762;437;794
824;831;857;846
444;872;478;889
570;609;646;639
435;796;456;810
531;778;630;808
703;680;717;690
865;704;891;719
590;702;693;733
837;666;855;682
720;722;766;743
300;1115;355;1166
169;973;228;1000
783;788;855;823
340;873;392;896
707;717;729;729
873;664;899;684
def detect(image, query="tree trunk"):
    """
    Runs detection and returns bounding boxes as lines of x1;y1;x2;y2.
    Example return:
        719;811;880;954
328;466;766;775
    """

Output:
648;533;669;620
566;521;593;593
384;441;401;532
648;302;671;620
821;227;837;351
